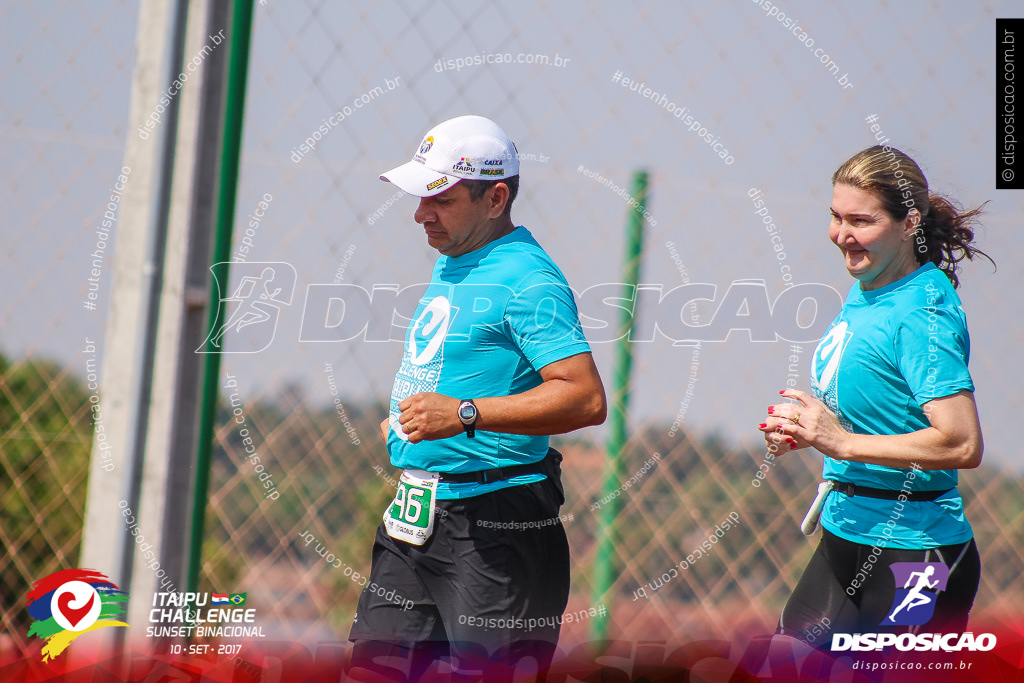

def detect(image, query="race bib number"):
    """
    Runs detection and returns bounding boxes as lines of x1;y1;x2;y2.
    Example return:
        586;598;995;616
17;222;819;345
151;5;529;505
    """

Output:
383;470;438;545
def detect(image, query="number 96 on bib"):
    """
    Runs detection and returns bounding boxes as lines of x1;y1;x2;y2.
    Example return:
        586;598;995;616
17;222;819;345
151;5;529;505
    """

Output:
383;470;438;545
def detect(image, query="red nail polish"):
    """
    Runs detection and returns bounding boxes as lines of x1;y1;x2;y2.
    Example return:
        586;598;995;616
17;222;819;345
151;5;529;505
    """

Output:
767;407;774;415
789;443;797;450
779;390;786;395
759;423;767;428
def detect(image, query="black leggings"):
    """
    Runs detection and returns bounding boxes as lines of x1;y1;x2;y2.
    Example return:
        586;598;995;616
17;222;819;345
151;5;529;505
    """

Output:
778;529;980;645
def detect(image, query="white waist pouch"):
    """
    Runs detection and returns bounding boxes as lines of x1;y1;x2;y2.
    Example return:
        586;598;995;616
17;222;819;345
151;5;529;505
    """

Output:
800;481;834;536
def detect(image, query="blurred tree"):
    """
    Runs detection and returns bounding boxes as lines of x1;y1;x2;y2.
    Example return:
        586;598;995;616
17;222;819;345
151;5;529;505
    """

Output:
0;353;92;641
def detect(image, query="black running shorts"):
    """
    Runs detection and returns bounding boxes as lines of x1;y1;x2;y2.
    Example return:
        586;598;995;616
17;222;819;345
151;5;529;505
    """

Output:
348;472;570;678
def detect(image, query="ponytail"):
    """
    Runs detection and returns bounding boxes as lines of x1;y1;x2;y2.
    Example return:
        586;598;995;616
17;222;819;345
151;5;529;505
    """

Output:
914;195;992;290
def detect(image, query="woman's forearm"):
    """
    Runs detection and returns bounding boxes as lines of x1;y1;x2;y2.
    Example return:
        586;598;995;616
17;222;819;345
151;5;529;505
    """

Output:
832;427;982;471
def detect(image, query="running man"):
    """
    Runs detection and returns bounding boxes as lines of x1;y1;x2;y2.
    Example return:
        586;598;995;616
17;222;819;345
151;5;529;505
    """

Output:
887;566;939;623
348;115;606;679
207;267;283;348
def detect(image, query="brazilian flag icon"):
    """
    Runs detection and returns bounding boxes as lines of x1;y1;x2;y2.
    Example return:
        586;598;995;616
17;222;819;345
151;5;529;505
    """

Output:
229;593;246;606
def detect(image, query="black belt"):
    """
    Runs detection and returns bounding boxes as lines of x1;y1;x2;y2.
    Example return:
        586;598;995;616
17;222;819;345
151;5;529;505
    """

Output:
828;480;953;502
437;456;549;485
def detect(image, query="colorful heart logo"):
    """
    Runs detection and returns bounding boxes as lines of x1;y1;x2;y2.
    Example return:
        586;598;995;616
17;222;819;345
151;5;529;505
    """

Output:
27;569;128;661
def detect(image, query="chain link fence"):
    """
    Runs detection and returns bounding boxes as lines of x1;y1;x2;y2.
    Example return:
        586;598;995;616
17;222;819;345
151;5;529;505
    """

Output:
0;0;137;652
2;0;1023;665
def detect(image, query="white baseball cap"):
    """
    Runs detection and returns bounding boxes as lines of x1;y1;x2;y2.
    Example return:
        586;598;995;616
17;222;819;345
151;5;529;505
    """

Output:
380;115;520;197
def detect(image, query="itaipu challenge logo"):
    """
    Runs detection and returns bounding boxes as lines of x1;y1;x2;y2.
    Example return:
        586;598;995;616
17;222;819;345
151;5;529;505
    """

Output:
26;569;129;661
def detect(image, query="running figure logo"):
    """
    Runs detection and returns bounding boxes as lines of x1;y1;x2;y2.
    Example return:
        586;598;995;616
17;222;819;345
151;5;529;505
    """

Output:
884;562;949;626
198;262;296;353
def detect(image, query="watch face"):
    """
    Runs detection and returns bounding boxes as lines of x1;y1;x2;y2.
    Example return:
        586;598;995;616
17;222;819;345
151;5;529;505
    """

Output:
459;403;476;422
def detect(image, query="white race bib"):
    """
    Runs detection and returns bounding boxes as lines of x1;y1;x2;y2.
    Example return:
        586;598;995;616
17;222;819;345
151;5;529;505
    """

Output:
383;470;439;545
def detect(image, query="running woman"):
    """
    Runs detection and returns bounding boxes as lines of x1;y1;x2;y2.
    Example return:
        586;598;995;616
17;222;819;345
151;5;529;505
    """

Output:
759;145;993;642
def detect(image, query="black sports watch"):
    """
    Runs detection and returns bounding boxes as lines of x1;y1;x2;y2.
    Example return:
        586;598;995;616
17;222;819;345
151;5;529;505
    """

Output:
457;399;478;438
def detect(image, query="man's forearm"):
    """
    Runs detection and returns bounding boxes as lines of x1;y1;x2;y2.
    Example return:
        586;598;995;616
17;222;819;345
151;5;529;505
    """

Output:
394;353;607;443
474;379;605;436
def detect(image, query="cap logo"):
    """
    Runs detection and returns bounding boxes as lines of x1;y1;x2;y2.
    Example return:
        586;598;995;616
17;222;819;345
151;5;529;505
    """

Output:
452;157;476;174
419;136;434;154
482;159;503;166
426;177;448;192
480;168;504;176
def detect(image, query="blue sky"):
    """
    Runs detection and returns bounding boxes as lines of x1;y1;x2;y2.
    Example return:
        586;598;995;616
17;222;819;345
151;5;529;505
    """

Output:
2;0;1021;468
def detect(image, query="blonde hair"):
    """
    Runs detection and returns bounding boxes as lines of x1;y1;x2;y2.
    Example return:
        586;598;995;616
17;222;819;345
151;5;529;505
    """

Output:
832;146;992;289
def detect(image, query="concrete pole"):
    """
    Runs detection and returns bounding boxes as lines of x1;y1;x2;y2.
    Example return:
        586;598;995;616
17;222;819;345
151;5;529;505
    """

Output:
79;0;183;642
126;0;231;641
79;0;230;653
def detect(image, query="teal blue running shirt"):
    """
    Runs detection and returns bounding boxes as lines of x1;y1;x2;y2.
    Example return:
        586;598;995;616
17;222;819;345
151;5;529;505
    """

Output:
387;226;591;499
811;263;975;548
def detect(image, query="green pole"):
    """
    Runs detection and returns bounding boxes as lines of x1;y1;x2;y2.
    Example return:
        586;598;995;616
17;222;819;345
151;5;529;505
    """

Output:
591;171;648;640
187;0;256;594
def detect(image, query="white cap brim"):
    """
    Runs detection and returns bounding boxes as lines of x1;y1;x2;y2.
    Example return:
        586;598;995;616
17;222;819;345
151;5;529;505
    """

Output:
380;161;459;197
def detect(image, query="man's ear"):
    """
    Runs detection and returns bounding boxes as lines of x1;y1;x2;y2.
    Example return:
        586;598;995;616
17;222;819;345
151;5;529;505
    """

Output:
488;182;510;218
